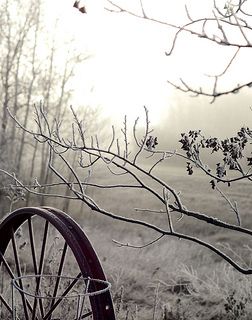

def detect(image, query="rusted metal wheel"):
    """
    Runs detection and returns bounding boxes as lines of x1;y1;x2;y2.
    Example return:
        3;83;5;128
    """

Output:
0;207;115;319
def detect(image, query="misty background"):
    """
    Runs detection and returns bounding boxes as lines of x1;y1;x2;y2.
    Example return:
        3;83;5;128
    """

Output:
0;0;252;211
2;2;252;319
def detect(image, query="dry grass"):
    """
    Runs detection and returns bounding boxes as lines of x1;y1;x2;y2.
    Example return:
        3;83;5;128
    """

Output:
2;165;252;319
61;165;252;319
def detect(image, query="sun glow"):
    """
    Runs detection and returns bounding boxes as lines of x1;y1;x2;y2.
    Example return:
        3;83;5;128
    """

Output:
43;0;176;124
44;0;251;125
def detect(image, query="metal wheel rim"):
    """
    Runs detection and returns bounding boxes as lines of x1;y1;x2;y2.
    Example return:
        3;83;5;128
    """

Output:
0;207;115;320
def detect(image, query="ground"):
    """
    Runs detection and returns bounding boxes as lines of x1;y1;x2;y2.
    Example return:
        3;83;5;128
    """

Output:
69;165;252;319
1;165;252;319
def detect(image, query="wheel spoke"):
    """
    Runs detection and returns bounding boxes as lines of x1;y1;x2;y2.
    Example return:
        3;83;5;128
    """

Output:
32;220;49;320
0;251;15;279
43;272;82;320
0;247;39;320
76;277;90;319
79;311;93;319
47;241;68;320
0;294;12;315
11;228;30;320
38;220;49;274
28;217;38;275
76;295;93;320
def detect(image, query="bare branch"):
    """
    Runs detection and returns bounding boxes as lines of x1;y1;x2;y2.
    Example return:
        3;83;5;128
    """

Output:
215;184;241;226
163;188;174;233
112;235;164;248
5;104;252;275
105;0;252;99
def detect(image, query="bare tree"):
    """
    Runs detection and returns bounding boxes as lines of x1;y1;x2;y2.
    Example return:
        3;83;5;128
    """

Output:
0;0;91;197
0;0;37;165
15;0;42;174
104;0;252;102
4;104;252;275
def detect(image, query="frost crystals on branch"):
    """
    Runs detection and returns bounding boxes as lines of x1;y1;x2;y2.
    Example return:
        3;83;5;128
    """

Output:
4;105;252;275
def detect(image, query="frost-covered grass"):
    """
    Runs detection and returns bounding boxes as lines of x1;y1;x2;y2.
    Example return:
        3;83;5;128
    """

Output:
2;165;252;319
75;165;252;319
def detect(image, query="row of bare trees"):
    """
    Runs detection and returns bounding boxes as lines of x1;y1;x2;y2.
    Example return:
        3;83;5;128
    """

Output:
0;0;97;209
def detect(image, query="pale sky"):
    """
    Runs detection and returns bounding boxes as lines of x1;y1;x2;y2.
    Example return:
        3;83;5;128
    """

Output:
44;0;252;125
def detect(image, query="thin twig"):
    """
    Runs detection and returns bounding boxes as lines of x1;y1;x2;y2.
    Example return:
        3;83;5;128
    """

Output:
215;185;241;226
112;235;164;248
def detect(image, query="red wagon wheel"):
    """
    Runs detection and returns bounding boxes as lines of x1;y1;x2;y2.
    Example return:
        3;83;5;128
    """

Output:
0;207;115;320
